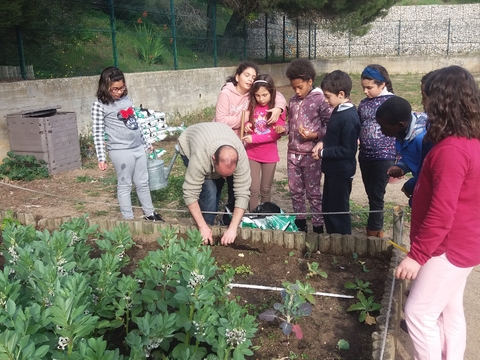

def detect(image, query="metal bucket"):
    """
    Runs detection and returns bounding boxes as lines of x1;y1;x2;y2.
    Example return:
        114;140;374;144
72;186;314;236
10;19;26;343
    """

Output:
147;159;168;191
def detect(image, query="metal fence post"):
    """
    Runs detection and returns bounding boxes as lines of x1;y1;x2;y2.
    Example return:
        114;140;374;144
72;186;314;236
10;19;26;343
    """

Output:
108;0;118;67
282;15;286;62
265;13;268;63
243;20;247;61
296;18;299;58
212;0;217;67
447;18;451;56
397;20;401;56
308;22;311;60
15;27;27;80
314;24;317;59
170;0;178;70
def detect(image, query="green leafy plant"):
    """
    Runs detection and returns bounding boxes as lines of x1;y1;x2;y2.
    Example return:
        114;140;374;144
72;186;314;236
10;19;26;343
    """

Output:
133;12;167;65
344;278;373;294
337;339;350;350
258;281;315;339
234;264;253;277
0;151;49;181
352;253;369;273
305;262;327;279
346;291;381;325
0;218;257;359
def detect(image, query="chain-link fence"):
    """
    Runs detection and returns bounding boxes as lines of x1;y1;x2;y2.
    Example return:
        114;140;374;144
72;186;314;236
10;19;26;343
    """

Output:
1;1;480;81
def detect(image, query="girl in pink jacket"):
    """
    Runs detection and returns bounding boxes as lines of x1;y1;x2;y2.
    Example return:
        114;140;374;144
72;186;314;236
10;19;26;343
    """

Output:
242;74;286;211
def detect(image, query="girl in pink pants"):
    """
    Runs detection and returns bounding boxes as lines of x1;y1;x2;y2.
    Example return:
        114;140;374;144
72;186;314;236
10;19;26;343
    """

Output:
396;66;480;360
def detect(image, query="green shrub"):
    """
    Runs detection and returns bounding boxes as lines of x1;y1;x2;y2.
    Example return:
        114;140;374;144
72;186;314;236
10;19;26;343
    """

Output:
0;151;49;181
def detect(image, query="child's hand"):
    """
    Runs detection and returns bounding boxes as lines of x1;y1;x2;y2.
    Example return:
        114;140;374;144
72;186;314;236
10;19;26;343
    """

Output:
312;142;323;160
244;122;253;133
387;166;405;178
266;107;282;124
274;125;286;134
242;135;253;144
98;161;108;171
299;124;317;140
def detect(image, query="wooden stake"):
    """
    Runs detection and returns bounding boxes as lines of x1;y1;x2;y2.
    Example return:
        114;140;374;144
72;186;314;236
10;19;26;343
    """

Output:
240;110;245;139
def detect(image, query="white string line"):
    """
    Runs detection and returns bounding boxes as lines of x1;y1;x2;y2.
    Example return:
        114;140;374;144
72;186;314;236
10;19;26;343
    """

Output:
0;180;389;217
380;251;400;360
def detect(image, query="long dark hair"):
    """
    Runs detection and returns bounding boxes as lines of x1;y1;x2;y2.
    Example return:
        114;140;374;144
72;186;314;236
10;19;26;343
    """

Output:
424;65;480;144
361;64;394;93
96;67;128;104
225;61;259;86
248;74;277;123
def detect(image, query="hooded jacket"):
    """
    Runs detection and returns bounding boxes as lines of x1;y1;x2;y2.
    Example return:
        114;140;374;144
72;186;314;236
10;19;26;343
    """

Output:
213;82;287;136
285;88;331;155
395;112;428;193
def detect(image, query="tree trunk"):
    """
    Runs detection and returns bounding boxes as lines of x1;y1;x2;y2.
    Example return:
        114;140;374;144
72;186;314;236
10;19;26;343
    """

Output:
223;10;243;38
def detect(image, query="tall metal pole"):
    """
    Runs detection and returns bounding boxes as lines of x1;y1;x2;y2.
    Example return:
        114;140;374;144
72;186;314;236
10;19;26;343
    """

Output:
296;19;299;58
397;20;401;56
447;18;451;56
308;22;311;60
170;0;178;70
282;15;286;62
109;0;118;67
212;0;217;67
265;13;268;63
15;27;27;80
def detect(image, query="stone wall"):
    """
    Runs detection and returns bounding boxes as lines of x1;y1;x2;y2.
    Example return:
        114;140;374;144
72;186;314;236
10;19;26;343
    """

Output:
248;4;480;58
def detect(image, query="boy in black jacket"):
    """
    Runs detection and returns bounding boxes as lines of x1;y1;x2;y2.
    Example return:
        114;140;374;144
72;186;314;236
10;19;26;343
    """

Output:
312;70;361;234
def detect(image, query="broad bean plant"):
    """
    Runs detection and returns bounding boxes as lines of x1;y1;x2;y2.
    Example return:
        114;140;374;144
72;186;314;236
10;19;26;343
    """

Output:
0;216;257;359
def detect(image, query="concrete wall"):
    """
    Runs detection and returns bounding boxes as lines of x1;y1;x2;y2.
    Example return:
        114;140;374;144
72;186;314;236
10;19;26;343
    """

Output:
1;54;479;161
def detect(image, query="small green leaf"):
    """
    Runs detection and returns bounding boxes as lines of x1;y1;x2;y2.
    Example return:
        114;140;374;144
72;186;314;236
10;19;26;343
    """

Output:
337;339;350;350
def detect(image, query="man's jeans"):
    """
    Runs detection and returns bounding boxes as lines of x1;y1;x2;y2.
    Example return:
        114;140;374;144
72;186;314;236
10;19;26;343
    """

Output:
181;155;222;225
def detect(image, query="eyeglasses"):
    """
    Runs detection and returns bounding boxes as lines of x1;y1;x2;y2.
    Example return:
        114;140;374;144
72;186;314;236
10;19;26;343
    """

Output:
110;85;126;93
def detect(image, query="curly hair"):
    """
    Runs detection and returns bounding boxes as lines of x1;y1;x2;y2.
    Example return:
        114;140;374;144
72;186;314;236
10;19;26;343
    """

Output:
285;59;316;82
361;64;394;93
320;70;352;97
96;67;128;104
225;61;259;86
424;65;480;144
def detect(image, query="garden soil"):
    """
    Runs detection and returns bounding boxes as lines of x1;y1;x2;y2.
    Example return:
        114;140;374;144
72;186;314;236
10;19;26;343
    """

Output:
1;135;480;359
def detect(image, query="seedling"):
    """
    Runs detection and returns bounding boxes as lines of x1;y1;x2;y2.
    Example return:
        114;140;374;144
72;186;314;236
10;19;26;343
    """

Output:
258;281;315;339
344;278;373;294
346;291;381;325
337;339;350;350
234;264;253;277
305;262;327;279
352;253;369;273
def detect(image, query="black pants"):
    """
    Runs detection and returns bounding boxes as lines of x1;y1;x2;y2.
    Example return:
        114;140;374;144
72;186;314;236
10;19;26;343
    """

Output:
322;175;353;235
359;159;394;231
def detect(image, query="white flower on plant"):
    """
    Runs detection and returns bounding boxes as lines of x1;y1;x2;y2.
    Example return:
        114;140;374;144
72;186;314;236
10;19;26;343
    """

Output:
69;233;80;246
92;294;99;305
0;298;5;308
57;336;69;350
225;328;247;347
187;271;205;289
144;337;163;357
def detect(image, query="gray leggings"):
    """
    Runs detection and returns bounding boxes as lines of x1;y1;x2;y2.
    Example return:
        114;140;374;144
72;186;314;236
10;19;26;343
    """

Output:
109;145;154;219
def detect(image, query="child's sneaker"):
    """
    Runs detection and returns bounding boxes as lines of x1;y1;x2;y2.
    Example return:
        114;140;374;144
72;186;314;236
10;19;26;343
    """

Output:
144;212;164;222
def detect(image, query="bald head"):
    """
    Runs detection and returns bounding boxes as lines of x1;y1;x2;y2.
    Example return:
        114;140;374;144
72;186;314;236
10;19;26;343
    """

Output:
213;145;238;177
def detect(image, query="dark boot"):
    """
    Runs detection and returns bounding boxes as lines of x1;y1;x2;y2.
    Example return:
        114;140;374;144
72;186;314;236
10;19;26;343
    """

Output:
313;225;324;234
295;219;307;233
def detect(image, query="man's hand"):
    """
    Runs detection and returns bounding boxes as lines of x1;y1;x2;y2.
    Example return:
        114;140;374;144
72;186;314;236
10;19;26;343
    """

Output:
395;256;422;280
198;224;214;245
98;161;107;171
221;227;237;246
312;142;323;160
387;166;405;178
266;107;282;124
